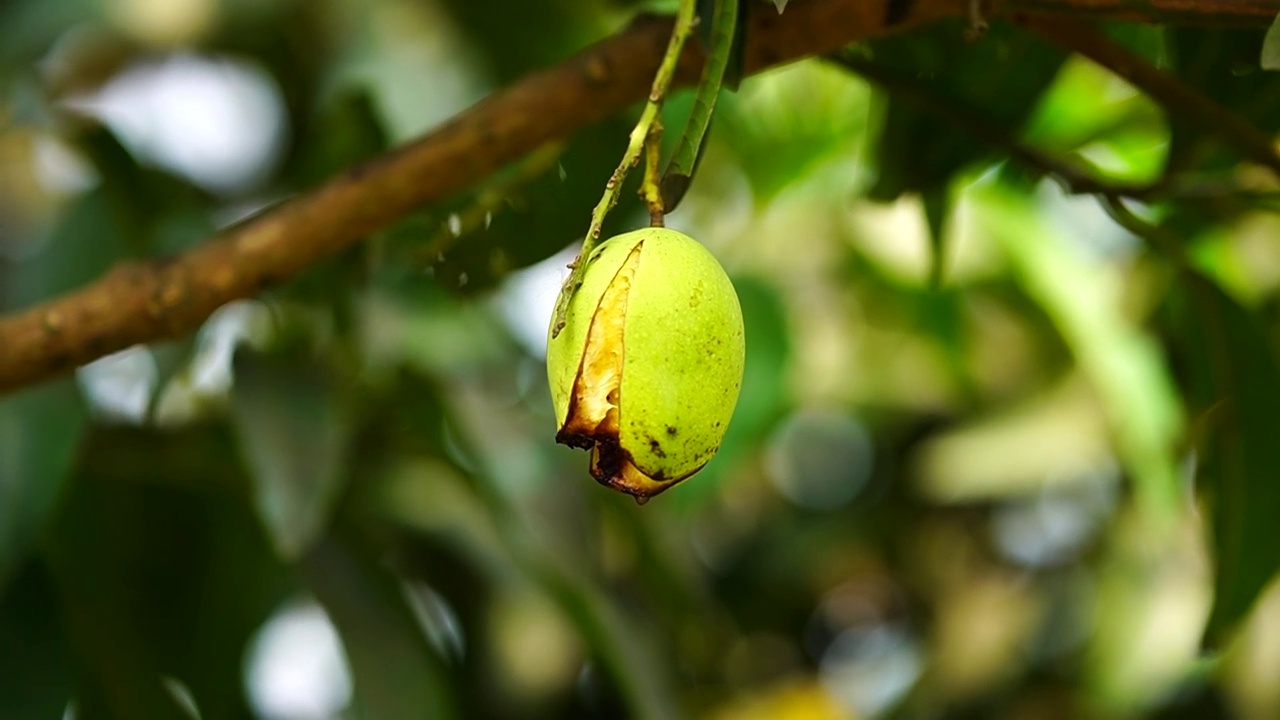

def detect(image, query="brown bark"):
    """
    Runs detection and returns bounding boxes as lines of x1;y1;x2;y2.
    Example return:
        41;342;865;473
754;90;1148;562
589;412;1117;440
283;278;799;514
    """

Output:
0;0;1276;394
1007;0;1279;23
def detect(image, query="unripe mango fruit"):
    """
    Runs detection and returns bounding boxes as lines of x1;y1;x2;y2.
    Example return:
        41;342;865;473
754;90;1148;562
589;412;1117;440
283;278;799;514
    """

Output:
547;227;745;503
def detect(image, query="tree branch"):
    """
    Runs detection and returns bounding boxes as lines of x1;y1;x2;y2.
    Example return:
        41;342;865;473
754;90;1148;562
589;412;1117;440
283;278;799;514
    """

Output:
0;0;1276;394
1006;0;1279;24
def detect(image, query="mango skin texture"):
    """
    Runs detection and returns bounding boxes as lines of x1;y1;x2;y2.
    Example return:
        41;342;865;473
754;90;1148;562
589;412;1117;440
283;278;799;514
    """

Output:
547;227;745;502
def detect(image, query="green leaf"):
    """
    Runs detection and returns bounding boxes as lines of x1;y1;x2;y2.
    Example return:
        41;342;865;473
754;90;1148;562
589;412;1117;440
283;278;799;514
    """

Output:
0;380;86;591
712;58;869;201
230;348;354;561
40;432;294;719
662;0;739;212
1021;47;1167;167
302;534;458;720
41;478;198;720
723;0;749;89
0;561;71;720
1260;13;1280;70
1168;273;1280;643
972;181;1184;524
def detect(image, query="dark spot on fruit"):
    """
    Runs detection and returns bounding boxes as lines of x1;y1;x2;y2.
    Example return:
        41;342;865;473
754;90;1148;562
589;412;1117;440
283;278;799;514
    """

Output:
591;437;624;480
689;283;704;309
556;429;596;450
647;437;666;458
666;425;677;436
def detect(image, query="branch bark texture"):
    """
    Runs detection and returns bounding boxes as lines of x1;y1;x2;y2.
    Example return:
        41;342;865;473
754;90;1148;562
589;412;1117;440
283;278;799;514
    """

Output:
1;0;1277;393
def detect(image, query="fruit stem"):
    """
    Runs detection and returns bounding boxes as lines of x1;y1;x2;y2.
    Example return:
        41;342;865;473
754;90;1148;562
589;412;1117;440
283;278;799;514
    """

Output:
550;0;695;339
642;120;665;227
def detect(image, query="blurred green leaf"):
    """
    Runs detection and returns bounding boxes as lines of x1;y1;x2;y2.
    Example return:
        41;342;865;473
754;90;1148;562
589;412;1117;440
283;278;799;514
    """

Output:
42;479;204;720
76;127;214;256
1021;54;1168;175
1016;26;1170;188
10;188;126;308
1263;15;1280;71
230;348;354;561
44;429;293;719
302;534;458;720
0;380;86;591
526;554;676;720
973;181;1184;524
435;381;680;720
1170;274;1280;643
0;561;70;720
0;0;100;75
288;87;391;188
6;128;211;313
860;19;1067;201
714;59;868;201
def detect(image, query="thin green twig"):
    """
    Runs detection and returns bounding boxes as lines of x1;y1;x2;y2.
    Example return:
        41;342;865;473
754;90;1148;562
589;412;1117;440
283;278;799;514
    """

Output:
549;0;696;339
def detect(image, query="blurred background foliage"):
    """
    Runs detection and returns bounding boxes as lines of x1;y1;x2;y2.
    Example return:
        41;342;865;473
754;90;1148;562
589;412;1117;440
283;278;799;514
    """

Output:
5;0;1280;718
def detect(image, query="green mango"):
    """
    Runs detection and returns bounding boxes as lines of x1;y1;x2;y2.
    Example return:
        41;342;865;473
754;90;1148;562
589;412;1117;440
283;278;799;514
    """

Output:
547;227;746;503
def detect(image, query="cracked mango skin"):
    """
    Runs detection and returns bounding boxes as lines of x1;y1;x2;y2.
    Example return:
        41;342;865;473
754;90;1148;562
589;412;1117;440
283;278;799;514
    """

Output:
547;227;745;503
